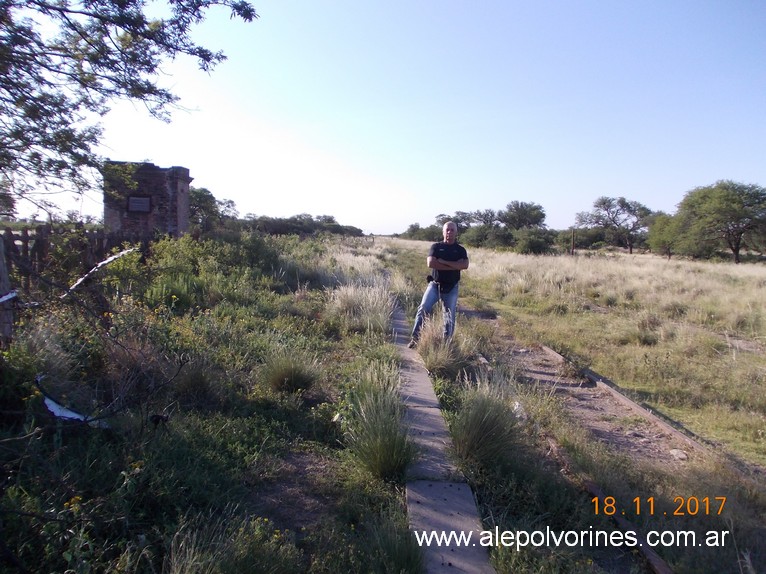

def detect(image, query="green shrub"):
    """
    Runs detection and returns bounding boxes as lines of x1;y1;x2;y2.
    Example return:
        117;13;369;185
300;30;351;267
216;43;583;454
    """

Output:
144;273;206;313
100;245;148;299
450;384;517;469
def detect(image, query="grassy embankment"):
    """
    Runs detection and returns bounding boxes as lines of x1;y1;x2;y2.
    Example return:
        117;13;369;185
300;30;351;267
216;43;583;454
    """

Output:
1;233;421;573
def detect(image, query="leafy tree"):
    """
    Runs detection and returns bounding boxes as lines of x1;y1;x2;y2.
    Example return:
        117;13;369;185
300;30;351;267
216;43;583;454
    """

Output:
403;222;422;236
399;222;441;241
647;213;680;259
435;211;472;233
674;180;766;263
189;187;221;232
513;228;555;254
470;209;500;227
0;179;16;218
460;224;513;248
217;199;239;220
1;0;257;200
576;197;652;254
554;227;611;254
244;213;362;237
497;201;546;230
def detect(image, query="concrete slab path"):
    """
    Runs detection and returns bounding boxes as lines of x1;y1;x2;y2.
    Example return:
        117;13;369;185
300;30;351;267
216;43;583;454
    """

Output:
393;309;495;574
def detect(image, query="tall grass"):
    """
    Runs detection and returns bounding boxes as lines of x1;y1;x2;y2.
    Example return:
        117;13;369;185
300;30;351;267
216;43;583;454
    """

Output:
466;248;766;340
366;510;423;574
164;509;304;574
449;379;517;469
345;361;415;481
384;239;766;467
326;278;395;334
414;315;479;379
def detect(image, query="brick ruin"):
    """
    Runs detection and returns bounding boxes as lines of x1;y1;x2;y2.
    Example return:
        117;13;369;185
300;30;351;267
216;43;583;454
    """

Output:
103;161;192;237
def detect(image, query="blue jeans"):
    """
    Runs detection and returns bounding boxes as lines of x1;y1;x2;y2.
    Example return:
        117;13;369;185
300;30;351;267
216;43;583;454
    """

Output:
411;282;459;341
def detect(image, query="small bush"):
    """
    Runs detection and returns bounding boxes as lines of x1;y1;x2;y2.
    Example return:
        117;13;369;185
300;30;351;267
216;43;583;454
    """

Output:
614;328;659;347
262;352;320;394
450;384;517;469
173;367;240;411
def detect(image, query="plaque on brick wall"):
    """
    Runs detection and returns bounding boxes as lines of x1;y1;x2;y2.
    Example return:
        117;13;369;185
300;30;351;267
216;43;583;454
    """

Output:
127;196;151;212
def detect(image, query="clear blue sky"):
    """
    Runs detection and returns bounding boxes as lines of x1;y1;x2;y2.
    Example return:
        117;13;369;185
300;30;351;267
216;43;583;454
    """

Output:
67;0;766;234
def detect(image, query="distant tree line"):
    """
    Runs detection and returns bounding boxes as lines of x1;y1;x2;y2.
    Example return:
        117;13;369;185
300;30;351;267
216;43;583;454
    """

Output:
4;181;764;262
189;188;364;238
243;213;363;237
398;180;766;263
399;201;558;254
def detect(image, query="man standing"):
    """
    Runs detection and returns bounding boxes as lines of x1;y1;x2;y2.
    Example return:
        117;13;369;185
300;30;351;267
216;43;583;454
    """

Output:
409;221;469;347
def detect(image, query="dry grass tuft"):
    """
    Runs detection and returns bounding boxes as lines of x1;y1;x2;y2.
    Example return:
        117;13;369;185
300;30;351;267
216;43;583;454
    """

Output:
450;380;517;469
262;351;320;394
416;316;476;379
326;279;394;334
345;361;415;481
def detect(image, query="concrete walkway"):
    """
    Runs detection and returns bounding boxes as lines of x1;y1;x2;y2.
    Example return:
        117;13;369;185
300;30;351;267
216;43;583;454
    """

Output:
392;310;495;574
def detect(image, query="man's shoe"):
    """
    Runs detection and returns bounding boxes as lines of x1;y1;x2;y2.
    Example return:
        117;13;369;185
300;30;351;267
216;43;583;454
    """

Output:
407;339;417;349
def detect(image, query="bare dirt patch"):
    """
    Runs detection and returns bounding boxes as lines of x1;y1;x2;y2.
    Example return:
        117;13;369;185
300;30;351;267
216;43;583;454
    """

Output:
465;307;766;481
508;343;700;470
460;308;731;475
248;451;338;535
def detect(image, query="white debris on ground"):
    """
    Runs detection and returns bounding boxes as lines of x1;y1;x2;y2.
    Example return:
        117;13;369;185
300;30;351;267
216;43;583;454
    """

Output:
43;397;110;429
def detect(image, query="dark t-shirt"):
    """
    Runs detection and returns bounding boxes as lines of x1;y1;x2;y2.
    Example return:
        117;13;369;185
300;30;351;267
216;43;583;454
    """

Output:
429;241;468;287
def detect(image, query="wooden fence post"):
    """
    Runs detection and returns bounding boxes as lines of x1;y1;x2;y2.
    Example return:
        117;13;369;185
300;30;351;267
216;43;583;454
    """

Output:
0;239;13;348
20;227;30;290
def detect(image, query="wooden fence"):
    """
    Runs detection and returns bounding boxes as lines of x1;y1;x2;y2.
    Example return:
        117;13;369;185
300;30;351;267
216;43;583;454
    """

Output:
2;225;150;291
0;226;151;347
